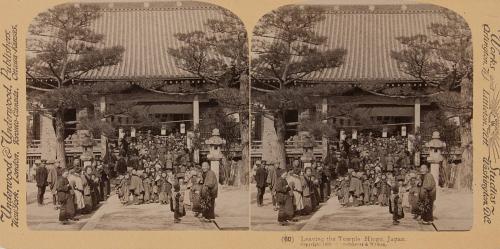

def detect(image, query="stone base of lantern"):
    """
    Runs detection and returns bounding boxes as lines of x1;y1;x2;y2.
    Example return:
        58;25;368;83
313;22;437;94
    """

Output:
210;160;221;186
430;162;440;201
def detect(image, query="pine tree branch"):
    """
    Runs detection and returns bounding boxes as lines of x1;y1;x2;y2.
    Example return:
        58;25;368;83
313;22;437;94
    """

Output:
251;86;275;93
27;85;54;92
362;88;444;99
139;85;223;96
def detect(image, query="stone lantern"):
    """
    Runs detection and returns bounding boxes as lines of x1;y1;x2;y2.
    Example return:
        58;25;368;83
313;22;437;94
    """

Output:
205;128;226;186
299;131;315;168
425;131;446;187
78;130;95;165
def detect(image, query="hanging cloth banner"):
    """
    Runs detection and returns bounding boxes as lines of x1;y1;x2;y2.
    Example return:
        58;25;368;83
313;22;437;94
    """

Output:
118;128;124;139
340;130;346;141
180;123;186;134
131;127;136;137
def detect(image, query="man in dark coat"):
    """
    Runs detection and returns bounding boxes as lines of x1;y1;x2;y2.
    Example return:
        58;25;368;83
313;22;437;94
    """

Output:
419;164;436;225
35;160;49;205
201;162;218;221
254;161;268;206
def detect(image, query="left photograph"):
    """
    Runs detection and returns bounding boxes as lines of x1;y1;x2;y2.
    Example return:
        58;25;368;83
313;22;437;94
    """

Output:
26;1;249;230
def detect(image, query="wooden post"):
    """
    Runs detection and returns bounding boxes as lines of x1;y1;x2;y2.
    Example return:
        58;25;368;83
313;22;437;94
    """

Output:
193;95;200;163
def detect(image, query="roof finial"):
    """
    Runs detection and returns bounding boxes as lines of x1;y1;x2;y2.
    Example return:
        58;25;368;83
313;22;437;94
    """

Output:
368;5;375;11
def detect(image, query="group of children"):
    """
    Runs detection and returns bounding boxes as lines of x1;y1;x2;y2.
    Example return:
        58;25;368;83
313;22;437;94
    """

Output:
331;134;431;225
116;167;204;223
334;168;423;224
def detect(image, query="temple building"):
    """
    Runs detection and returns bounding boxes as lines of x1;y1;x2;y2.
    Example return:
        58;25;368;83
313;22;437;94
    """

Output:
251;4;462;164
27;2;240;165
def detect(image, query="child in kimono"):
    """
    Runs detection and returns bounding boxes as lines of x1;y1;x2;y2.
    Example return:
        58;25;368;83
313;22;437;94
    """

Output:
120;174;130;205
172;179;186;223
369;174;378;205
390;178;405;225
339;176;350;207
408;176;421;219
377;174;389;206
142;172;152;204
191;173;203;217
361;174;371;206
158;172;172;204
151;168;159;203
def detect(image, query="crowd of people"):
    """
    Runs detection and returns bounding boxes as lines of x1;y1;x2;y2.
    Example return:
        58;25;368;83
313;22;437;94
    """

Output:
254;134;438;226
33;158;111;224
32;131;222;225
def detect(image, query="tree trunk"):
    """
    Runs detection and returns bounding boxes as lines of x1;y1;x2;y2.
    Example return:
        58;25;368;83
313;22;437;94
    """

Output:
239;112;249;189
457;119;472;191
238;73;250;188
456;77;473;191
273;111;287;170
54;110;67;168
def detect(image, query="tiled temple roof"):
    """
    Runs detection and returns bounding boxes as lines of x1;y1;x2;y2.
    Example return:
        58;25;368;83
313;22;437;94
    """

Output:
30;1;230;81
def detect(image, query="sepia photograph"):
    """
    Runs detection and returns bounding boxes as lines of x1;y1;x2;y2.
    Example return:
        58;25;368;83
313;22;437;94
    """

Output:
25;1;249;231
250;1;473;231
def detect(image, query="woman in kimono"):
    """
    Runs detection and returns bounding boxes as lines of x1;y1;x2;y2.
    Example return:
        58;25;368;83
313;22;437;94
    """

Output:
301;167;313;215
81;166;94;213
309;174;320;211
68;169;85;212
275;171;294;225
287;168;304;215
56;170;76;224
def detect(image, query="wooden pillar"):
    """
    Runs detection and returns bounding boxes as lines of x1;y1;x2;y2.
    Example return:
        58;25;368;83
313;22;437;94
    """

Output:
193;95;200;163
321;98;328;158
414;98;421;133
100;96;107;156
414;98;421;166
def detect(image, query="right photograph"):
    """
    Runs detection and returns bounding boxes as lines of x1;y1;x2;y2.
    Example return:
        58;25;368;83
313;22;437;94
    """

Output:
250;2;472;231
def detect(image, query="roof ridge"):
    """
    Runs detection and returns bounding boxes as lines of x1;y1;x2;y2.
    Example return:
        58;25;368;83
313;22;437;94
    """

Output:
306;4;447;14
74;2;223;12
99;6;221;12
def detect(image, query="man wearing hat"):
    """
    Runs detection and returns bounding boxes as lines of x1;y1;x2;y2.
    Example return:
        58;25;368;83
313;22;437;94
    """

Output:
46;159;61;208
35;159;49;205
254;160;267;207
